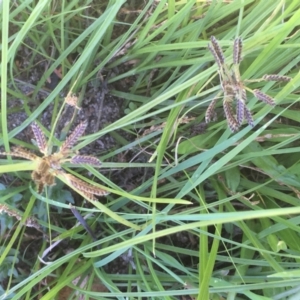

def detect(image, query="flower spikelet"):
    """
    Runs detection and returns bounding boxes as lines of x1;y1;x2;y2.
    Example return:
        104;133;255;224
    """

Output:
71;155;101;166
262;74;291;82
253;89;275;106
233;37;242;64
60;121;88;153
205;98;218;123
65;174;109;197
244;105;254;127
223;99;239;132
31;122;48;155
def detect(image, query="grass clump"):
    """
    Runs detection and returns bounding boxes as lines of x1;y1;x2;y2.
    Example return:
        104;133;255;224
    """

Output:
1;1;300;299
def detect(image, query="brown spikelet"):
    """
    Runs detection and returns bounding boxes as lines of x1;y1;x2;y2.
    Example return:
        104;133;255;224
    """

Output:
31;122;48;154
236;98;245;126
262;74;291;82
70;155;101;166
60;121;88;153
223;99;239;132
244;105;254;127
81;191;98;201
210;36;225;65
0;204;40;229
66;174;109;196
253;89;275;106
241;88;247;101
205;98;218;123
44;173;56;186
31;170;42;182
36;182;45;193
36;159;50;174
223;83;235;97
233;37;242;64
7;146;38;161
208;44;223;69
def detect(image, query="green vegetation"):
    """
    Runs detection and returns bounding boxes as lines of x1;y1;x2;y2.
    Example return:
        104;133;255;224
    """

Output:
1;0;300;299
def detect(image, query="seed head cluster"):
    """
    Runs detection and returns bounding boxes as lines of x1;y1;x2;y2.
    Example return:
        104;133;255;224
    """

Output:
206;36;291;132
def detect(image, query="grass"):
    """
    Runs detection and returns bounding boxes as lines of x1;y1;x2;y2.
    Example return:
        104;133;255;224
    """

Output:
1;0;300;299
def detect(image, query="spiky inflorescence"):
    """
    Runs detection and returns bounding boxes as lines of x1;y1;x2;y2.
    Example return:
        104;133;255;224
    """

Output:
9;146;38;161
236;98;245;126
253;89;275;106
208;44;223;70
244;105;254;127
233;37;242;64
70;155;102;166
60;121;88;153
65;174;109;197
223;83;235;97
210;36;225;66
205;98;218;123
262;74;291;82
31;122;48;155
81;191;98;201
36;182;44;194
0;204;40;229
223;98;239;132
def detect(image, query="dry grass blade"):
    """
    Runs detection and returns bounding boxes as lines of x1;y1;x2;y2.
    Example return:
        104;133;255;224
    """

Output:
223;99;239;132
71;155;102;166
65;173;109;197
233;37;242;64
60;121;88;153
31;122;48;154
253;89;275;106
205;98;218;123
262;74;291;82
